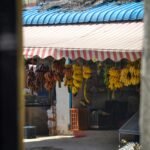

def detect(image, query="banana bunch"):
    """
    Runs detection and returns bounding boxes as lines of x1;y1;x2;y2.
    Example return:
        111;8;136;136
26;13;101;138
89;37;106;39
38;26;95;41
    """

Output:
129;66;140;76
44;70;56;92
27;67;39;93
108;67;123;91
52;60;65;82
35;64;49;91
120;68;131;86
63;64;73;87
131;77;140;85
120;65;140;86
72;64;83;95
83;65;92;79
83;79;90;104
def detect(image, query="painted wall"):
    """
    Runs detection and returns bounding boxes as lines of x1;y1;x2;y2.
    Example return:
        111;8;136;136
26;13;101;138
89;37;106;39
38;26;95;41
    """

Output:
56;82;71;134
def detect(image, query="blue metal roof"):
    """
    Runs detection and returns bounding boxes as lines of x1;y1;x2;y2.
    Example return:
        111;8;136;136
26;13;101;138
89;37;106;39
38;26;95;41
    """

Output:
23;2;144;25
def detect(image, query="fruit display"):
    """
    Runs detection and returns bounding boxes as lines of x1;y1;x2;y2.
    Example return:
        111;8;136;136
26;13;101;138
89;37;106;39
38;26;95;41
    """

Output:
63;64;73;87
52;60;65;81
35;64;49;91
44;70;56;92
26;67;38;93
72;64;83;95
25;58;141;102
83;65;92;79
120;64;140;86
108;67;123;91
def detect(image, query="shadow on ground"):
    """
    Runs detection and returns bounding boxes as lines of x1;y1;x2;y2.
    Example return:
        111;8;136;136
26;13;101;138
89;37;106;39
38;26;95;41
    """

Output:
26;146;63;150
24;130;119;150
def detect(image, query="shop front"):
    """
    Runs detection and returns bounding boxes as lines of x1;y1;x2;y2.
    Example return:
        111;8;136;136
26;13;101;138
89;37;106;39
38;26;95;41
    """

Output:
23;22;143;136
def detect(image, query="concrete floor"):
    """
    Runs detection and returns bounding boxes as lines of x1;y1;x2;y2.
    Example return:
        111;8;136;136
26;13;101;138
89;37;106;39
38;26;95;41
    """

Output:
24;130;119;150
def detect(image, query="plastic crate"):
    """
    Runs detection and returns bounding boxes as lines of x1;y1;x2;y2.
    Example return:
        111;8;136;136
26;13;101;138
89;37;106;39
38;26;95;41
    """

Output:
70;108;89;131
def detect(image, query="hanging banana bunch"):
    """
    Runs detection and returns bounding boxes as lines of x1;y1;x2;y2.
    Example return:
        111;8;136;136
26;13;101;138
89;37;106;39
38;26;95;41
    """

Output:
35;64;49;91
27;66;39;93
108;67;123;91
44;70;56;92
52;60;65;87
103;65;109;87
82;65;92;105
120;63;140;86
63;64;73;88
83;65;92;79
83;79;90;104
72;64;83;95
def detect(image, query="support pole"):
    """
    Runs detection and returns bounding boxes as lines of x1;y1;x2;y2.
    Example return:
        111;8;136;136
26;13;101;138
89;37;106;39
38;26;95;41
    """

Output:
66;58;72;109
140;0;150;149
0;0;24;150
66;58;72;129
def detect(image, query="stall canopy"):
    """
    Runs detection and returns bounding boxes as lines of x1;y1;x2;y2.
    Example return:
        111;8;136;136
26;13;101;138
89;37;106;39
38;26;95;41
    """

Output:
23;22;143;61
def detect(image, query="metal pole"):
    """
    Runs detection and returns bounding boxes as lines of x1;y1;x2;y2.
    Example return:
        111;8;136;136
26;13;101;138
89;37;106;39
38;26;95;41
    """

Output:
66;58;72;109
66;58;72;129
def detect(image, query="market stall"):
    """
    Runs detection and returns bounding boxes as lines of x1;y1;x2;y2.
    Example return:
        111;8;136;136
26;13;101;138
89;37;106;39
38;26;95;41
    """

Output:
23;22;143;134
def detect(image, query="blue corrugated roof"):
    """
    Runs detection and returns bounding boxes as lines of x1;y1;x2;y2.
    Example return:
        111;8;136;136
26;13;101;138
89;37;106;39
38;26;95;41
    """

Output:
23;2;144;25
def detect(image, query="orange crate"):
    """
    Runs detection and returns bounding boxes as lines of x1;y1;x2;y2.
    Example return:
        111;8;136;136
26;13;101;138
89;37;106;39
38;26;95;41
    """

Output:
70;108;89;131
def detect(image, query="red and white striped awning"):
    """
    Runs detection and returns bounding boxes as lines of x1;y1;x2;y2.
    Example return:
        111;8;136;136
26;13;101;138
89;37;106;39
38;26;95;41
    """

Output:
23;22;143;61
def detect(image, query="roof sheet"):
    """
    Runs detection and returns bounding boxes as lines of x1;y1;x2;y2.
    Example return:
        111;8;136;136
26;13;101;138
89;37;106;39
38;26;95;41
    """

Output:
119;112;139;135
23;22;143;61
23;2;144;25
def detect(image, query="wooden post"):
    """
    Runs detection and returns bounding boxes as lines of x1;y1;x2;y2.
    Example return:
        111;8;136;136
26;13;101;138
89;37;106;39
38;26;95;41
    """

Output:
0;0;24;150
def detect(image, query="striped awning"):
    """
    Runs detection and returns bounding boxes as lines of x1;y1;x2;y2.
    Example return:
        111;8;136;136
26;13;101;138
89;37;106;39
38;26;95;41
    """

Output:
23;22;143;61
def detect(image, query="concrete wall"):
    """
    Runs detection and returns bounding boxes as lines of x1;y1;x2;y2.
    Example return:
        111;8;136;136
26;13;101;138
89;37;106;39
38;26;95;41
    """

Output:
56;82;71;135
25;106;49;135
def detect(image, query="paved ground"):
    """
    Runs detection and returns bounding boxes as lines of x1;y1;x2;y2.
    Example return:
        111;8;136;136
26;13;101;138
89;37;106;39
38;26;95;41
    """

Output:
24;130;119;150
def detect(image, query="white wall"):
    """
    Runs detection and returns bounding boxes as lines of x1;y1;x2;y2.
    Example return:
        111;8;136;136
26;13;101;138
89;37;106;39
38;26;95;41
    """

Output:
56;82;72;135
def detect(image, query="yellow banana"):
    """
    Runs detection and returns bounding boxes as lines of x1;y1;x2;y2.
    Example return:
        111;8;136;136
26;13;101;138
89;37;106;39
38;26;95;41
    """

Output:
72;86;78;95
73;80;82;88
83;72;91;79
72;64;82;70
83;66;92;74
73;74;83;82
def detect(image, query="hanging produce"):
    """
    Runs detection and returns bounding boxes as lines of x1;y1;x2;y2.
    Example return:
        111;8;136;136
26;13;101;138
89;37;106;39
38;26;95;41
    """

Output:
82;65;92;104
72;64;83;95
26;66;39;93
108;67;123;91
83;65;92;79
63;64;73;87
120;63;140;86
44;70;56;92
104;65;109;87
52;60;65;87
83;79;90;104
52;60;65;80
24;65;29;88
35;64;49;91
